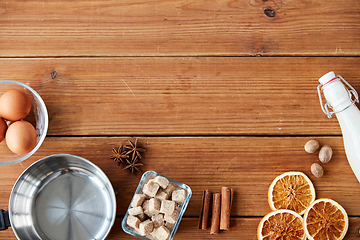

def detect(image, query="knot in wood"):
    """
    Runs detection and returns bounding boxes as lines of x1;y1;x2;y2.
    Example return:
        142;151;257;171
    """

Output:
264;8;276;17
51;71;58;79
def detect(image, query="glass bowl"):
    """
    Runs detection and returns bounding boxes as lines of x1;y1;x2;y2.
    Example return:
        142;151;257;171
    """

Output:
122;171;192;240
0;80;48;165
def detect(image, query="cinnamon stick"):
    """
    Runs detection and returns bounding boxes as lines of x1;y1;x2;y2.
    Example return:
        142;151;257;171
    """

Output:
198;189;212;229
202;189;212;229
210;193;221;234
198;190;205;229
220;187;233;230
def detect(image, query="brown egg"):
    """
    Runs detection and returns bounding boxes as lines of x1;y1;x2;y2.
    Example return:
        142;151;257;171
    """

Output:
0;89;31;121
6;121;37;154
0;118;7;143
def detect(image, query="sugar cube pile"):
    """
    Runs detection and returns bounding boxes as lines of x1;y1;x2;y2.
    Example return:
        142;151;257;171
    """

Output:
126;175;187;240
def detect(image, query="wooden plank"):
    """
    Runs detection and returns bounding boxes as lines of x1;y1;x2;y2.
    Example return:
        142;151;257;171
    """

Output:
1;57;360;135
0;217;359;239
1;137;359;217
0;0;360;57
109;217;360;240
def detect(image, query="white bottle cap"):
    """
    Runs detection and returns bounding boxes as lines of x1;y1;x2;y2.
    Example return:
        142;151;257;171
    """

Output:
319;71;336;85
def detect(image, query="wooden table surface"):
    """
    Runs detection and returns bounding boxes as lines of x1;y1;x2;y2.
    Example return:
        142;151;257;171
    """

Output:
1;0;360;239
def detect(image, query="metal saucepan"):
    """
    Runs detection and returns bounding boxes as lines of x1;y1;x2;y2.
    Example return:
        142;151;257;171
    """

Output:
0;154;116;240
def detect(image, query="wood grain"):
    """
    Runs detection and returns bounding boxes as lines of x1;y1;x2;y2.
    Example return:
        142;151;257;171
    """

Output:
1;57;360;136
114;217;360;240
0;0;360;57
1;1;360;239
0;217;359;239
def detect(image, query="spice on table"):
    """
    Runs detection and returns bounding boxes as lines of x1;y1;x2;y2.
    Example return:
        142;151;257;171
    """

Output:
198;189;212;230
210;193;221;235
304;139;320;153
125;138;146;161
197;190;205;230
110;145;129;165
124;156;143;174
319;145;333;163
198;187;234;235
110;138;146;173
311;163;324;178
220;187;233;231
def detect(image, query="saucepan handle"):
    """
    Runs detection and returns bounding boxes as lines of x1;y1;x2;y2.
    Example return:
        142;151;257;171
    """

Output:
0;209;11;230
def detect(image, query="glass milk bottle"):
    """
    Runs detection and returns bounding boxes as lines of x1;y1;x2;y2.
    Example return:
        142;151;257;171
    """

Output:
318;71;360;182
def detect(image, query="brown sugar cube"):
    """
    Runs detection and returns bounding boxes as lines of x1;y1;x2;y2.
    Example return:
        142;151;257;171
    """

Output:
131;194;146;207
165;221;174;229
164;210;179;224
163;183;176;196
143;181;160;198
137;213;147;221
172;189;187;204
151;213;165;228
147;179;156;184
127;215;141;229
154;176;169;189
128;206;143;216
160;200;176;215
155;190;170;201
149;198;161;215
138;219;154;236
142;200;153;217
151;226;170;240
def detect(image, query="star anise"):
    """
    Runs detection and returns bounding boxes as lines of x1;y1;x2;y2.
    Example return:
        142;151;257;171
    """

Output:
110;145;128;165
124;138;146;161
123;156;143;174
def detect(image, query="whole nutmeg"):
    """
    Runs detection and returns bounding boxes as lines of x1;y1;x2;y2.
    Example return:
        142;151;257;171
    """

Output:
311;163;324;178
304;140;320;153
319;145;333;163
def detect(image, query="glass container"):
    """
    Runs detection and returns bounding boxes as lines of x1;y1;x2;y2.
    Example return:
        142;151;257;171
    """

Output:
122;171;192;240
0;80;48;165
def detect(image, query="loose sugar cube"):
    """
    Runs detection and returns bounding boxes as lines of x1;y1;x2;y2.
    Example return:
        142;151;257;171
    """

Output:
160;200;175;215
147;179;158;187
143;181;160;198
149;198;161;215
128;206;143;216
155;190;170;201
154;176;169;189
137;213;147;221
164;210;179;224
138;219;154;236
127;215;140;229
172;189;187;204
163;183;176;196
131;194;146;207
151;226;170;240
165;221;174;229
151;213;165;228
142;200;153;217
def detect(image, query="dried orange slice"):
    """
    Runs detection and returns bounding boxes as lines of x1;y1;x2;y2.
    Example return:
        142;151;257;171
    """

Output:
257;209;306;240
268;172;316;215
303;198;348;240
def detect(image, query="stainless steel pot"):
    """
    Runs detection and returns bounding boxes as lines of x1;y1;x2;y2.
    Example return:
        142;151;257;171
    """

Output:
0;154;116;240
